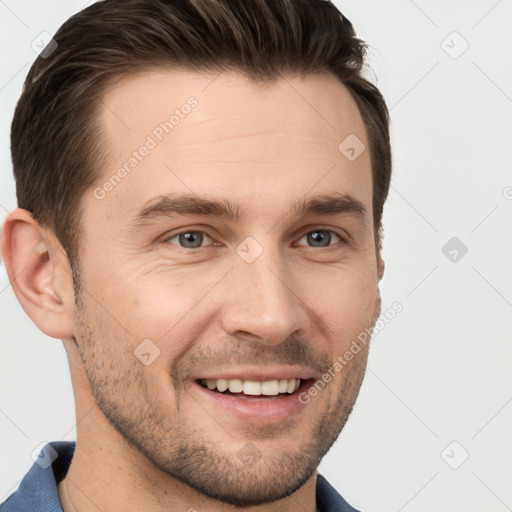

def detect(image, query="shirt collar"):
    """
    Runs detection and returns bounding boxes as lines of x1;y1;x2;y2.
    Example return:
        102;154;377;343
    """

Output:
1;441;74;512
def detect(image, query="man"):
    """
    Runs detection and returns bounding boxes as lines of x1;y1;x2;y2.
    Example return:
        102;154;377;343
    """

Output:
0;0;391;510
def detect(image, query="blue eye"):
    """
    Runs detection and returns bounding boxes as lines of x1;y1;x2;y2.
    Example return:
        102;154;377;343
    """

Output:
296;230;341;248
167;231;212;248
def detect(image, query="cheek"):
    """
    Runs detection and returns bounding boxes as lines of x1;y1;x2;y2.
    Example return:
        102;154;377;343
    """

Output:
86;256;211;319
297;266;378;354
80;245;378;358
87;265;227;366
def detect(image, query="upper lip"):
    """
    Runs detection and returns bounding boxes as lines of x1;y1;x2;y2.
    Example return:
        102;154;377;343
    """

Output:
193;366;317;382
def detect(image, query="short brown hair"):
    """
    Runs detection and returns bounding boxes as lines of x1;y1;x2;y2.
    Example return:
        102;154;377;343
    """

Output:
11;0;391;268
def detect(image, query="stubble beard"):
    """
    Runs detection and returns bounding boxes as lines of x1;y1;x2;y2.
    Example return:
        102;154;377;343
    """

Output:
72;296;369;507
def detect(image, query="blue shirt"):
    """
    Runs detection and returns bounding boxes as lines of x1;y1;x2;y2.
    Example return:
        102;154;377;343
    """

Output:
1;442;360;511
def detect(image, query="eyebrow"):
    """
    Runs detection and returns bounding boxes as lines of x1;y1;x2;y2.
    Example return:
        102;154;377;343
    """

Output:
131;192;367;226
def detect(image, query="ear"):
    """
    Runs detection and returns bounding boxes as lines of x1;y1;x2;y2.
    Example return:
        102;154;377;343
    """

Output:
371;254;385;326
377;254;385;281
1;208;76;339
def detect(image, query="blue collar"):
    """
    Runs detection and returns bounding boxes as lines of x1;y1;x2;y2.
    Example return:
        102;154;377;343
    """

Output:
1;441;74;512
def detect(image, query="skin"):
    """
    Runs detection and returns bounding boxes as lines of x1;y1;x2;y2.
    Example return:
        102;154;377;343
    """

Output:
2;70;384;511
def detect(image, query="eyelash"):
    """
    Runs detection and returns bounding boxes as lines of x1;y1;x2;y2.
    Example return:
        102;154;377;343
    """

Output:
163;227;346;249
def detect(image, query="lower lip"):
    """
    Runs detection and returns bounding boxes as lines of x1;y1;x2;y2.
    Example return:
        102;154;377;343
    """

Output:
192;380;311;425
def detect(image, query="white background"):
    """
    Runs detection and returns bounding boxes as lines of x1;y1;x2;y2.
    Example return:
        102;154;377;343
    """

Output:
1;1;511;511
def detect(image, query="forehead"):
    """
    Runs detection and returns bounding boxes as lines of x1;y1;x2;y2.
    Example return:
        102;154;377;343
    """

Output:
93;69;372;223
100;69;366;152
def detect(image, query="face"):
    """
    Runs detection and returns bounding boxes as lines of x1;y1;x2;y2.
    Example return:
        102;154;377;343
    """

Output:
73;70;382;507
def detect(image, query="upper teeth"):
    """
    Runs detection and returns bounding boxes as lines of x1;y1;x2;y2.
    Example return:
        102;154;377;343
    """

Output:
200;378;301;395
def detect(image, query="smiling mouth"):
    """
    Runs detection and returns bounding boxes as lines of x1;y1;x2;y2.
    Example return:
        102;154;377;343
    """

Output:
198;378;308;400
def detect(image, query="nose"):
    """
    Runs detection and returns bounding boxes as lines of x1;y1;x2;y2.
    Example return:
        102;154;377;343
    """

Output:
220;244;309;345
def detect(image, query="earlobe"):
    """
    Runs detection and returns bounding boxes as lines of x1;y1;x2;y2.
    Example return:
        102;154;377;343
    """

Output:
372;289;382;327
1;208;75;339
377;255;385;281
371;255;385;326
